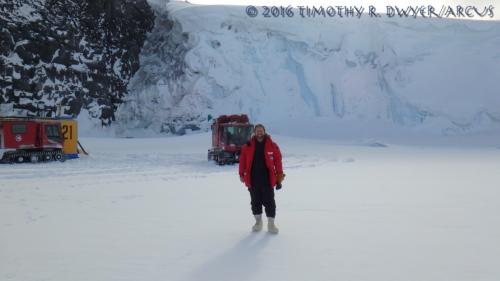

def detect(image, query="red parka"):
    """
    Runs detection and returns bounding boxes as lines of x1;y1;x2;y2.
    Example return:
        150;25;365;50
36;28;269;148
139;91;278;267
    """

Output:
239;135;283;189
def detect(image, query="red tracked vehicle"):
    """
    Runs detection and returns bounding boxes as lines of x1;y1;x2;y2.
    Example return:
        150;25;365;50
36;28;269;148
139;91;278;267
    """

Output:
0;117;66;163
208;114;253;165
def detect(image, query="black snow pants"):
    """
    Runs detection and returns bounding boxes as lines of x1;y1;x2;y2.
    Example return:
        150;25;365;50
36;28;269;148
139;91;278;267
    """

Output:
248;183;276;218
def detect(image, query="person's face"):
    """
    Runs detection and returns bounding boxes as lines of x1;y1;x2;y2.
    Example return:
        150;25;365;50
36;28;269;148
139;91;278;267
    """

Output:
255;127;265;139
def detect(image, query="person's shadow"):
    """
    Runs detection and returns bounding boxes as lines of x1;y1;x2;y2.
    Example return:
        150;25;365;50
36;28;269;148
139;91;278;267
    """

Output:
182;233;273;281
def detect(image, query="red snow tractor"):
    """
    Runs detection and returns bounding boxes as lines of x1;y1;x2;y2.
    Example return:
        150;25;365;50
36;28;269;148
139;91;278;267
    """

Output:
0;116;67;163
208;114;253;165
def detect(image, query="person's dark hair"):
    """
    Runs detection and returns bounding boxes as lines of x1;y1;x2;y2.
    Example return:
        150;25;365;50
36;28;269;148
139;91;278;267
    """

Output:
254;123;266;133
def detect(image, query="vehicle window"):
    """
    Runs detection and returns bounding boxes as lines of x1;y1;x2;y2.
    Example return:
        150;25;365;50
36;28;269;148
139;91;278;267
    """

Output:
12;124;27;134
223;126;252;145
45;125;61;141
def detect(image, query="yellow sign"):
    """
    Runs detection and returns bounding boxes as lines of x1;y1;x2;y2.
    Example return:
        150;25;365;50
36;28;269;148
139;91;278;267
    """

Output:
60;119;78;156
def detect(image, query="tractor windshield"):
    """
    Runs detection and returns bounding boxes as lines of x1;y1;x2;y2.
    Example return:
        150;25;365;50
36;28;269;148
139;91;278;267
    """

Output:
222;125;252;145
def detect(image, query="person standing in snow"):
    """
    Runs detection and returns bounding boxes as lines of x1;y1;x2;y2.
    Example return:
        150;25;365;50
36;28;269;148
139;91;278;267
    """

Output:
239;124;285;234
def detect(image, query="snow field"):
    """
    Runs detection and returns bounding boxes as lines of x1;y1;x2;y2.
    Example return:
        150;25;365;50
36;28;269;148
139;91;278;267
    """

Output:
1;133;500;281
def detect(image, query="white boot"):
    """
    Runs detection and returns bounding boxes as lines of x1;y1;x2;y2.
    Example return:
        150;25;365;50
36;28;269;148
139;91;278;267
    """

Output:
252;215;263;232
267;217;279;234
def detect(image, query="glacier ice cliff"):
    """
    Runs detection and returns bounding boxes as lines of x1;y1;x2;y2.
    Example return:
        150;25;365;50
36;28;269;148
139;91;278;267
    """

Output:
117;2;500;137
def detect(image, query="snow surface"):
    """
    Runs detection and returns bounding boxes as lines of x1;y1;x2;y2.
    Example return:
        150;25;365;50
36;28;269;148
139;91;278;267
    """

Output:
1;133;500;281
